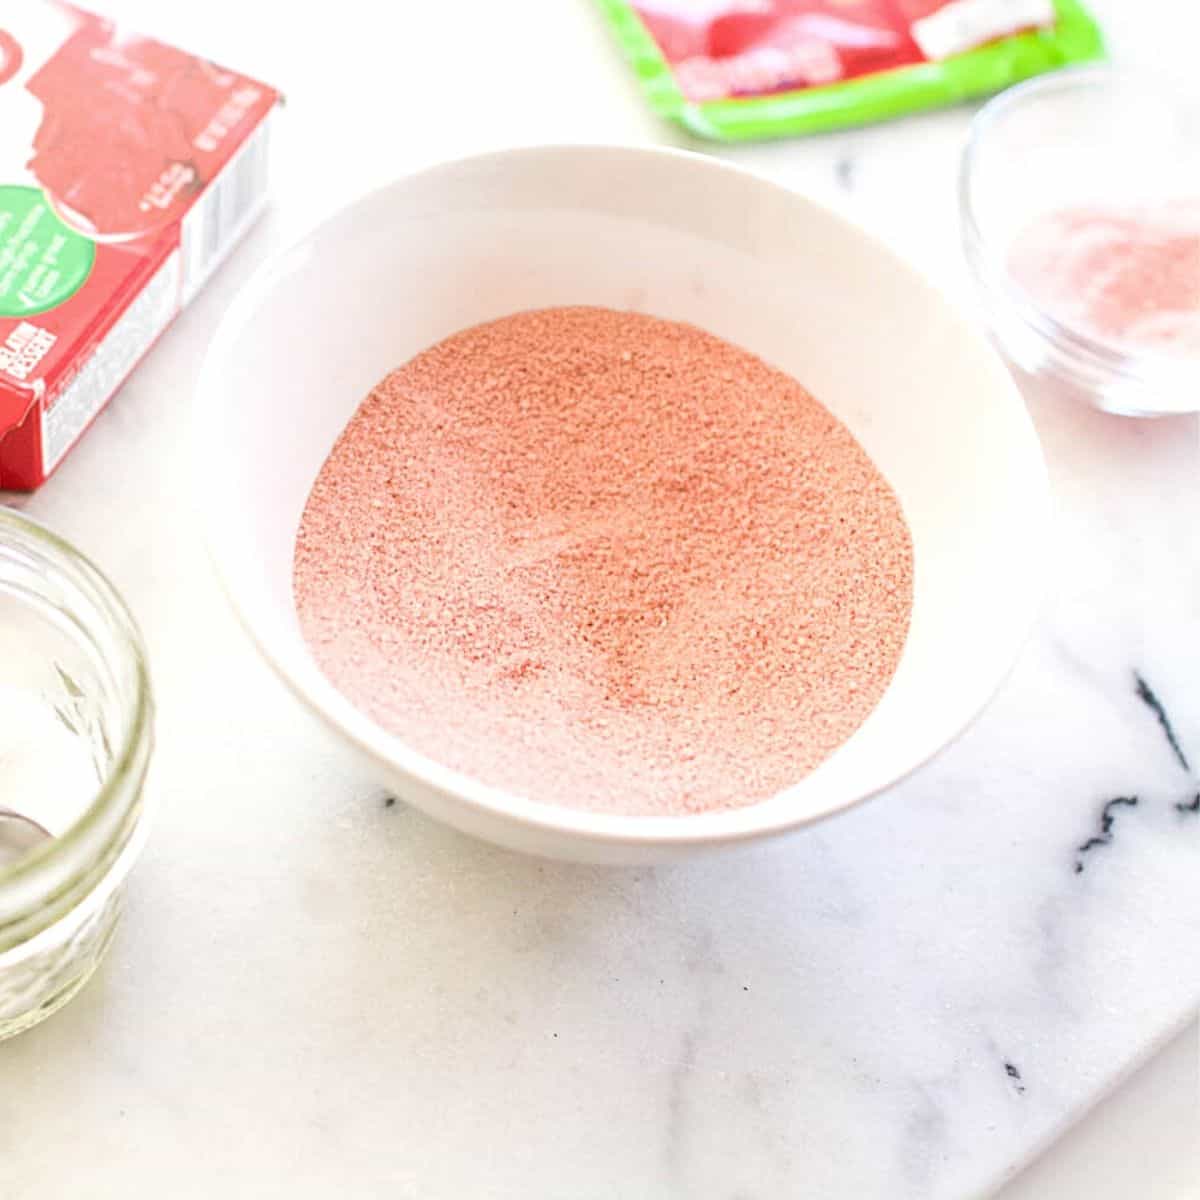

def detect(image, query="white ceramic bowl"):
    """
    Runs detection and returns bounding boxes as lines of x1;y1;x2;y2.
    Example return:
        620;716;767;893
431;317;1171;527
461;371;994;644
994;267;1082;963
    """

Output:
198;145;1049;864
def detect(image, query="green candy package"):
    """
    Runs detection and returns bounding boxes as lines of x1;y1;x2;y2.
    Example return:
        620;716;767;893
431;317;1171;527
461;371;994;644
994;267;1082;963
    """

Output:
598;0;1104;140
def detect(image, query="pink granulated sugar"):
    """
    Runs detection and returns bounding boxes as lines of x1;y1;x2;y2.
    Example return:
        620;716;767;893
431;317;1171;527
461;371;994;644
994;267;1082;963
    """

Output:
1009;200;1200;354
294;307;913;816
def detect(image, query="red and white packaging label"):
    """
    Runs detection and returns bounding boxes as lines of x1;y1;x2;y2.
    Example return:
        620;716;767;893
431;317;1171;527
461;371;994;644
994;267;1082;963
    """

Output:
0;2;278;489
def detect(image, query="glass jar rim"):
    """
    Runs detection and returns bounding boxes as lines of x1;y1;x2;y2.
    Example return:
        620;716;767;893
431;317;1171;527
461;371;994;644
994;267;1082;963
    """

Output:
960;64;1200;406
0;508;152;907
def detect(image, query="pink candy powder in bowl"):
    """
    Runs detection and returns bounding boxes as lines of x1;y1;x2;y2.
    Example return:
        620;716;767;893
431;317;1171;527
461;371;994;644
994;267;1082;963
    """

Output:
198;145;1050;862
962;67;1200;416
293;307;913;819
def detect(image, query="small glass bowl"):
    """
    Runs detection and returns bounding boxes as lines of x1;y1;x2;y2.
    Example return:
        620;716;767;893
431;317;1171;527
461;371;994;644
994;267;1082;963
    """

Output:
0;508;153;1039
961;66;1200;416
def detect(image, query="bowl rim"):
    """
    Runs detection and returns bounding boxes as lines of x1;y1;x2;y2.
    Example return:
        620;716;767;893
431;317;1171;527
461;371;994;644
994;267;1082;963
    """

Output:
198;141;1050;851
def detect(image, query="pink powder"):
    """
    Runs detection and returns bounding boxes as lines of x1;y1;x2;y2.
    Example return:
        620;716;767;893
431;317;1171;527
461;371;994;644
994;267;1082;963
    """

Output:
1009;200;1200;354
293;307;913;816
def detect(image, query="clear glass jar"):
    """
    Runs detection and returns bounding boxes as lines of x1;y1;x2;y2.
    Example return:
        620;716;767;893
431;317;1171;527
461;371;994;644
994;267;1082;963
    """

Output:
0;508;153;1039
961;66;1200;416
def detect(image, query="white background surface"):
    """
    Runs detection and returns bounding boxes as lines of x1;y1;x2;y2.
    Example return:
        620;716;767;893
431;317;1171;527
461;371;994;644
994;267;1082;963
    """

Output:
1000;1022;1194;1198
0;1;1196;1196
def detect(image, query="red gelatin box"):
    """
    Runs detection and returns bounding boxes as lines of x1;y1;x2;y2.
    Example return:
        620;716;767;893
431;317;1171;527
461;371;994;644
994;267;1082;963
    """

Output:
0;2;278;489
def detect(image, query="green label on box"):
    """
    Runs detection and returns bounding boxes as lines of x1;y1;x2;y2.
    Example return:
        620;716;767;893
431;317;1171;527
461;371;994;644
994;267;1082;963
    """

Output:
0;186;95;317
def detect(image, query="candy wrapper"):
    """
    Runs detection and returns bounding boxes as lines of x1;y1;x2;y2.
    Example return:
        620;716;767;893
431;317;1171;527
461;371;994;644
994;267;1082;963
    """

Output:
598;0;1104;139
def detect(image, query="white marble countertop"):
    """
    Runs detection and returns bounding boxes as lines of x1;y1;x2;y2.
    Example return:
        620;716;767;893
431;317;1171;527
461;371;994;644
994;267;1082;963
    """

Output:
2;2;1198;1197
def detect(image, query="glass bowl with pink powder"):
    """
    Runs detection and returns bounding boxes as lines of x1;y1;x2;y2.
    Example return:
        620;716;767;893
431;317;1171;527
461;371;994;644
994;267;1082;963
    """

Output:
961;66;1200;416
